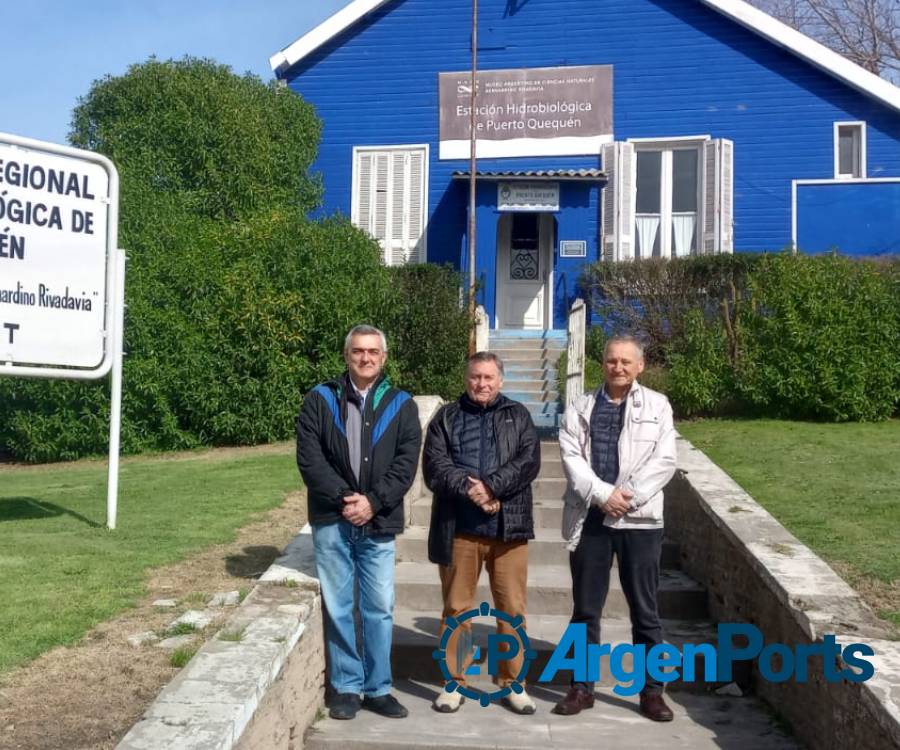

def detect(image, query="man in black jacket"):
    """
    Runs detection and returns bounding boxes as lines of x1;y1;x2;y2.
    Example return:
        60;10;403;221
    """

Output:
424;351;540;715
296;325;421;721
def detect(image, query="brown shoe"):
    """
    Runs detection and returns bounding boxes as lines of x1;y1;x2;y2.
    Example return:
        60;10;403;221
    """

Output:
552;686;595;715
639;692;674;722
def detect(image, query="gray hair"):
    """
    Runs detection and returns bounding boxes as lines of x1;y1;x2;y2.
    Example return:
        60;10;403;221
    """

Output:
467;351;504;376
344;325;388;354
602;335;645;361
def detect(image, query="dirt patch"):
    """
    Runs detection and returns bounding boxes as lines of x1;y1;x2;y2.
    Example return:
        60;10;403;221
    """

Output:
831;561;900;636
0;489;307;750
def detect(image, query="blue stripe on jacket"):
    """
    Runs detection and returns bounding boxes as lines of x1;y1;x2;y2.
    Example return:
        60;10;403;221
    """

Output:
372;391;411;447
312;384;346;436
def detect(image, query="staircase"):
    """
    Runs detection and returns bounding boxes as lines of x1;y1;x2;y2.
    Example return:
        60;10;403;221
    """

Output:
304;439;800;749
489;329;565;431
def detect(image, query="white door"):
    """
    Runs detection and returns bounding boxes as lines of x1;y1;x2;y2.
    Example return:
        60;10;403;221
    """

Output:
497;213;553;329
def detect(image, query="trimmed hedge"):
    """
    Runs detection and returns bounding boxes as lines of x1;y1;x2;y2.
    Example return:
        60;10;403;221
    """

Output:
584;254;899;422
0;210;470;462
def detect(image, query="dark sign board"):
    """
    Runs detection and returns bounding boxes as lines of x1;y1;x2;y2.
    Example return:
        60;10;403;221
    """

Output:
439;65;613;159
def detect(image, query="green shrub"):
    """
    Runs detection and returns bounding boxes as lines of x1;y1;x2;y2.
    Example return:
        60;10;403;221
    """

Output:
383;265;470;401
668;311;735;417
733;254;898;421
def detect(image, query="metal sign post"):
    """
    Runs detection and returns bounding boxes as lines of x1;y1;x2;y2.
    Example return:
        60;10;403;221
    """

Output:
0;132;123;529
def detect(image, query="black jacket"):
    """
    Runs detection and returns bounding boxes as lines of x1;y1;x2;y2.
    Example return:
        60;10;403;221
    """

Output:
424;393;540;566
296;372;421;535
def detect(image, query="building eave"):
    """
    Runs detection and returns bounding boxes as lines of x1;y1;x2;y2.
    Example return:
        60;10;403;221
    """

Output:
270;0;900;115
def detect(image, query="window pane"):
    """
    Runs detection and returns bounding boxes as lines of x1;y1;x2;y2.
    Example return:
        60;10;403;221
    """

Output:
511;212;539;248
510;213;539;280
636;151;662;214
838;126;860;176
672;150;699;212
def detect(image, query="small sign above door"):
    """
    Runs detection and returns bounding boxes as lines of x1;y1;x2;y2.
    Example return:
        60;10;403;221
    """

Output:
559;240;587;258
498;181;560;212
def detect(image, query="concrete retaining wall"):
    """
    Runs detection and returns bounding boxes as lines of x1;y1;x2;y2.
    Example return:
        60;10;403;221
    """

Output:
668;435;900;750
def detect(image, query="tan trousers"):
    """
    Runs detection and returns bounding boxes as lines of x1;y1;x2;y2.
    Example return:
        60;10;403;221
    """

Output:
438;533;528;687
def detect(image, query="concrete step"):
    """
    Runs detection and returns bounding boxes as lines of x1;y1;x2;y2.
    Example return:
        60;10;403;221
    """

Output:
393;563;708;619
409;496;566;529
504;370;553;381
519;400;562;416
507;391;560;405
504;381;556;393
532;477;566;499
537;458;564;478
540;442;561;459
531;413;561;430
390;611;718;689
501;354;562;368
491;336;566;347
305;679;799;750
397;525;682;568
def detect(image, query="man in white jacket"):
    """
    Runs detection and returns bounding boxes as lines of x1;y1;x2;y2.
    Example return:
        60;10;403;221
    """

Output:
553;335;677;722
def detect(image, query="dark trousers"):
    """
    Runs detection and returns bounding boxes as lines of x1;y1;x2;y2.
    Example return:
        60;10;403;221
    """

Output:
569;506;665;694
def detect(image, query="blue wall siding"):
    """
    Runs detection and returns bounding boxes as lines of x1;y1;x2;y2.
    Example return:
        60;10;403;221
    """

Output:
285;0;900;271
797;182;900;255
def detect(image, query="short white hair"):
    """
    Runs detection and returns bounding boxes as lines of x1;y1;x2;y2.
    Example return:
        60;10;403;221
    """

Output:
603;335;644;361
344;325;388;354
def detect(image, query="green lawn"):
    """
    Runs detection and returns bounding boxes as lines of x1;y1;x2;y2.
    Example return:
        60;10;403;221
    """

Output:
0;447;299;674
678;419;900;625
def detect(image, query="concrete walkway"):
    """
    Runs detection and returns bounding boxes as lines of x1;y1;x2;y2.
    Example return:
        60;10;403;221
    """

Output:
306;678;798;750
305;440;801;749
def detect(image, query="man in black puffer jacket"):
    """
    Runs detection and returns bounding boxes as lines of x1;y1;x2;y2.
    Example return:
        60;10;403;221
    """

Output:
424;351;540;715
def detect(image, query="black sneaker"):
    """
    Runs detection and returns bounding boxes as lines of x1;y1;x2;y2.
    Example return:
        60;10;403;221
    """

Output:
329;692;361;720
362;693;409;718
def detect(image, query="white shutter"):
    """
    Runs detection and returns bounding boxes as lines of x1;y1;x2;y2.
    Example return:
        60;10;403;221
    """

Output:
389;151;407;266
408;149;425;263
601;142;617;261
702;139;734;254
374;153;389;247
352;146;428;266
355;152;373;234
601;142;636;261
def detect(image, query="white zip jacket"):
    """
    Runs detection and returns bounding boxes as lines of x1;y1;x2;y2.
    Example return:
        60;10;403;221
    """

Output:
559;381;677;550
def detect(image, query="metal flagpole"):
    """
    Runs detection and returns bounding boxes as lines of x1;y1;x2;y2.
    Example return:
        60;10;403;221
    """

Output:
467;0;479;355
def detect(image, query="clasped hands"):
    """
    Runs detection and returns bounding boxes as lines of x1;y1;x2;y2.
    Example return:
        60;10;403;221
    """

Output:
467;476;500;515
342;492;375;526
602;486;634;519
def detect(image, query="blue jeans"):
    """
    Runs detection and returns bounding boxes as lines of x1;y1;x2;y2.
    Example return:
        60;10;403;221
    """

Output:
312;520;396;697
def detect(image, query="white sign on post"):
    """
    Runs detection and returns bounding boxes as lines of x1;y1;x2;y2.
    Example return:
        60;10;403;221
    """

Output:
0;133;117;377
0;132;124;530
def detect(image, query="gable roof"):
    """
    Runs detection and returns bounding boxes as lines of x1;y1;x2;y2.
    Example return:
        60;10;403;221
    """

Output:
270;0;900;115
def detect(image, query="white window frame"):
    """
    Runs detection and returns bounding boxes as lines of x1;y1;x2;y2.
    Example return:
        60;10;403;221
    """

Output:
351;143;429;265
833;121;867;180
628;136;709;259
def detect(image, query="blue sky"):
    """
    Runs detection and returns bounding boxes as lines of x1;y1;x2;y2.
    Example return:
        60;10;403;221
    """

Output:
2;0;353;145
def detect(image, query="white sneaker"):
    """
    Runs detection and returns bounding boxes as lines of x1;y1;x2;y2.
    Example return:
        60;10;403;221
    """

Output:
433;689;464;713
503;688;536;715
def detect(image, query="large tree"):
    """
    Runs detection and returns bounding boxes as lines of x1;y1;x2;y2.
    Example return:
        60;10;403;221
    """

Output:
69;57;322;220
750;0;900;83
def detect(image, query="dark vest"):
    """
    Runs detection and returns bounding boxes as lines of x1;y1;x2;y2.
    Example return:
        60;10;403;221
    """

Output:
590;392;626;485
451;394;501;538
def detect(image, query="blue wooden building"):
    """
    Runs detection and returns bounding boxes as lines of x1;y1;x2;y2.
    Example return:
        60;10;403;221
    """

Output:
271;0;900;332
